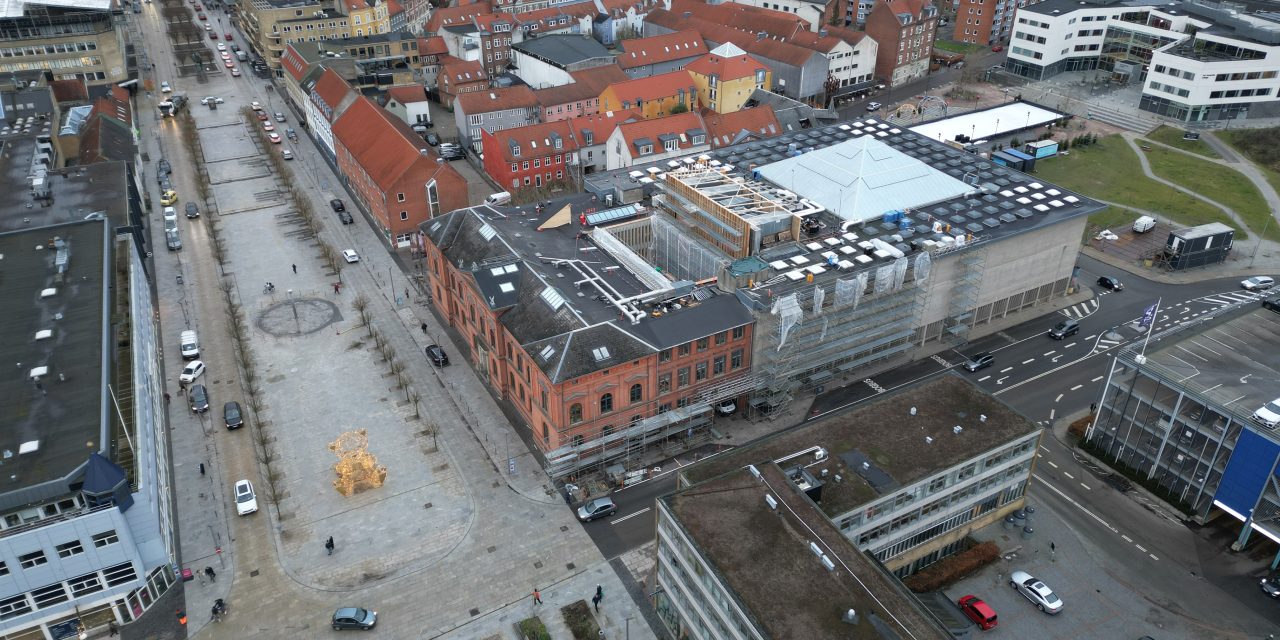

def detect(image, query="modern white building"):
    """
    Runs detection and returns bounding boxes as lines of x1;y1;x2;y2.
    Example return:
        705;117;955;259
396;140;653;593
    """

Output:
1007;0;1280;121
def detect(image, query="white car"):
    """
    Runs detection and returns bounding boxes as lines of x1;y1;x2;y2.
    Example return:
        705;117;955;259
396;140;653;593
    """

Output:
216;43;226;51
342;249;360;263
179;360;206;384
282;149;294;160
250;101;262;111
1253;397;1280;429
1241;276;1275;291
233;479;258;515
866;101;882;111
200;96;224;105
160;81;172;93
1009;571;1063;614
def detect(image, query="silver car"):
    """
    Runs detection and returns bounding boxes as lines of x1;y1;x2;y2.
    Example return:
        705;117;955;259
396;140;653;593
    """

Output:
1010;570;1063;614
576;497;616;522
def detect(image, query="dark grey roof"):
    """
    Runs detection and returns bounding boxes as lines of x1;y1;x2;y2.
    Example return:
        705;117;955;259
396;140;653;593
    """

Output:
626;292;753;350
424;206;518;269
527;322;655;383
512;34;612;67
472;259;524;310
1021;0;1121;16
498;268;586;346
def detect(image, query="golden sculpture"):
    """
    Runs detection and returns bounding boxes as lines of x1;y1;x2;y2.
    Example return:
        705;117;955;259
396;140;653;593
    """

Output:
328;429;388;496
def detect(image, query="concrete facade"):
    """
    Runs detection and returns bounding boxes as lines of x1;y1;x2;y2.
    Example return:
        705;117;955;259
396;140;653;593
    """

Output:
0;6;127;86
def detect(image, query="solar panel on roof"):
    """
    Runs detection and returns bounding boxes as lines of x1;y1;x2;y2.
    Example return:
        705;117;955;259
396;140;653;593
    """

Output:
966;222;984;233
999;213;1018;223
982;218;1000;228
1014;209;1034;219
585;204;641;226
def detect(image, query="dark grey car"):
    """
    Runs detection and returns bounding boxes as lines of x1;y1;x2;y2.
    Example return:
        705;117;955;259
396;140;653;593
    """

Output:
1048;319;1078;340
963;352;994;372
189;383;209;413
223;401;243;429
185;202;200;218
332;607;377;630
426;344;449;367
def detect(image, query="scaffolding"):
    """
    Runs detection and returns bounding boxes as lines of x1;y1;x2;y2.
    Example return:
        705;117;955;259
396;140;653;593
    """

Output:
598;213;732;282
940;241;987;345
544;404;714;479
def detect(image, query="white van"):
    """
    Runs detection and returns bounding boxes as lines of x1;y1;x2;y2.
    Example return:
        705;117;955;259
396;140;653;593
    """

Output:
180;330;199;360
485;191;512;206
1132;216;1156;233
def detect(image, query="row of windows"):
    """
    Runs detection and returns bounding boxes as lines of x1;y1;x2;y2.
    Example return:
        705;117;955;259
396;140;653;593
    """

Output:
512;170;563;188
509;153;568;172
566;349;745;425
4;530;118;576
1209;87;1272;99
1152;64;1194;81
0;560;137;621
544;98;598;117
279;20;351;32
658;328;745;363
1212;70;1279;82
0;56;103;74
0;41;98;57
1017;16;1050;29
1149;81;1190;98
1015;31;1046;45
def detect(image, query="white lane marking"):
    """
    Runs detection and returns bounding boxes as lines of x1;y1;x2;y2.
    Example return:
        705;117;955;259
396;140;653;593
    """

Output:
1122;535;1132;542
1034;474;1118;532
611;507;651;525
1150;554;1159;561
1064;342;1077;349
1085;334;1097;340
978;375;991;382
1040;445;1051;453
1000;367;1014;373
1055;393;1064;403
1092;376;1104;382
1046;461;1059;468
1049;409;1056;420
1043;350;1057;357
1022;358;1036;365
1080;483;1091;490
1135;544;1147;553
1070;384;1083;391
1063;471;1074;479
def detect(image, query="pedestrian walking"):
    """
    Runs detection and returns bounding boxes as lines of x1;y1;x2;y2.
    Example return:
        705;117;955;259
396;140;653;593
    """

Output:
108;621;118;636
532;588;542;605
198;463;205;476
595;585;603;601
591;593;600;612
292;263;297;274
1090;402;1097;414
164;392;171;405
333;282;341;294
204;566;216;581
421;322;428;334
175;609;187;626
325;536;335;555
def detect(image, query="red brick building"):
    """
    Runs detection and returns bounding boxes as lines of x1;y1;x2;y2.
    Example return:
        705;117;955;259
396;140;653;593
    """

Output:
864;0;939;86
480;120;580;193
421;202;755;471
332;97;469;247
473;13;516;78
437;57;489;108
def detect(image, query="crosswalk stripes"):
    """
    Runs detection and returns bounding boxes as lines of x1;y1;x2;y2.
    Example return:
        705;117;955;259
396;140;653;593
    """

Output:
1059;298;1100;319
1201;291;1261;307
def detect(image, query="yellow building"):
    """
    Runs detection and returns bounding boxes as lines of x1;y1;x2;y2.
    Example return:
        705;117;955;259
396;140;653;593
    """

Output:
685;42;771;114
597;70;696;120
241;0;391;75
343;0;391;37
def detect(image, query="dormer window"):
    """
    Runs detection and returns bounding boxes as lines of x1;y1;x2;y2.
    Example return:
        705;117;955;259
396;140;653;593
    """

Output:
512;144;521;157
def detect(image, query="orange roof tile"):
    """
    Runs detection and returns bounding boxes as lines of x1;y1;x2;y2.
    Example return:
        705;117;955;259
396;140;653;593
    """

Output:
455;85;538;115
533;66;627;108
645;10;820;68
314;68;356;110
570;65;629;92
617;30;706;70
439;58;488;86
387;84;429;104
567;108;641;145
668;0;808;39
281;44;311;83
49;78;88;104
332;96;445;191
418;35;449;56
385;0;403;15
603;70;695;105
685;44;768;82
485;119;580;163
616;111;706;153
425;2;491;33
702;105;781;148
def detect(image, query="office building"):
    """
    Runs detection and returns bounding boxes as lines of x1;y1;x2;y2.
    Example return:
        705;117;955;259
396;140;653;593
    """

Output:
0;0;128;86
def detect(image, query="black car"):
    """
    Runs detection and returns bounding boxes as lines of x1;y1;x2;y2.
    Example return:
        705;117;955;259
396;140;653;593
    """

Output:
189;383;210;413
330;199;345;212
332;607;377;630
426;344;449;367
1263;297;1280;314
1097;276;1124;291
223;401;243;429
963;352;994;372
426;132;441;146
1048;319;1079;340
157;159;172;175
185;202;200;218
337;210;354;225
1262;575;1280;598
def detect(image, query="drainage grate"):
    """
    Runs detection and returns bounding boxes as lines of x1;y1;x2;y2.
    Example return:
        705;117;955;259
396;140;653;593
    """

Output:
470;608;480;616
424;502;433;509
487;545;497;553
560;525;568;532
534;561;543;569
249;570;259;577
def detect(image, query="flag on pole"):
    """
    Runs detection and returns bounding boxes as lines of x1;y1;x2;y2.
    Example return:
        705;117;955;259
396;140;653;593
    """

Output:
1138;302;1158;329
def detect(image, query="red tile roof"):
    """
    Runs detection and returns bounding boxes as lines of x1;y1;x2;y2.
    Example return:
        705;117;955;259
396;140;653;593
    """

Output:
567;108;641;145
616;111;706;154
385;0;403;16
425;2;491;33
617;30;706;70
439;57;488;88
645;9;820;68
419;35;449;56
603;70;695;106
48;78;88;104
332;96;446;191
387;84;429;104
533;65;628;108
281;44;311;83
685;44;767;82
702;105;781;148
313;68;356;112
668;0;809;39
511;1;596;31
455;85;538;115
570;65;629;92
485;119;580;163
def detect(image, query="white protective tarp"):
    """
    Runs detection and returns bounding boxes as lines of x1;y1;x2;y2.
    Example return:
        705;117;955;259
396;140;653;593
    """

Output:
772;293;802;349
914;251;932;284
875;264;893;294
892;256;908;290
812;285;825;315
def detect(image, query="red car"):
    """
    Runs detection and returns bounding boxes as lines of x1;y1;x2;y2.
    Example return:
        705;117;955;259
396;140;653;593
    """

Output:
208;31;217;40
991;45;1004;52
197;12;206;19
957;595;997;630
225;33;233;41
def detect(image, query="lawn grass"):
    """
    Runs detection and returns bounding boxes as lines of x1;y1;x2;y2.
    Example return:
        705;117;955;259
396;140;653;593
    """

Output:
1143;125;1221;159
1219;129;1280;206
933;40;984;55
1139;144;1277;241
1033;135;1243;236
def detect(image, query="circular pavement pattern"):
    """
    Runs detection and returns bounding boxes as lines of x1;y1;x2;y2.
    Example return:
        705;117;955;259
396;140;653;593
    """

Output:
256;297;343;336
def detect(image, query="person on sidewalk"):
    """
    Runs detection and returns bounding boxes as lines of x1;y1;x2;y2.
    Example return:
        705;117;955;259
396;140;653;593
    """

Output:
108;621;118;636
204;566;216;581
199;463;205;476
595;585;603;602
292;263;297;274
532;588;542;605
325;536;335;555
591;593;600;612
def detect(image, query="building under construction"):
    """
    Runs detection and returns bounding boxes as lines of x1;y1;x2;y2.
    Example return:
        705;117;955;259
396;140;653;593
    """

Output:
588;116;1105;416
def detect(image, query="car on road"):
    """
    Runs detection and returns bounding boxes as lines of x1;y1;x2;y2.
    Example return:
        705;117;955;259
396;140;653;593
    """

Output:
991;44;1004;52
866;101;882;111
160;189;178;206
220;52;231;61
216;42;226;52
208;30;217;39
425;344;449;366
282;149;294;160
1252;397;1280;429
230;67;241;77
576;496;617;522
160;81;171;93
200;96;224;105
197;11;206;19
1048;319;1079;340
1241;276;1275;291
189;383;210;413
716;399;737;416
337;210;354;224
262;121;275;131
330;199;346;212
1096;275;1124;291
1261;574;1280;598
166;229;182;251
185;202;199;218
179;360;206;384
963;352;994;372
225;32;233;41
256;111;269;121
224;401;243;429
426;132;441;146
275;112;286;122
286;127;298;141
956;595;997;630
224;60;235;69
332;607;377;630
250;101;262;111
1263;297;1280;313
233;479;258;515
342;249;359;263
157;158;172;175
268;132;282;144
1009;571;1063;614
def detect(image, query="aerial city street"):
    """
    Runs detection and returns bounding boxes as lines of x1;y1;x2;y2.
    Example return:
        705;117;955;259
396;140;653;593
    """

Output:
4;0;1280;638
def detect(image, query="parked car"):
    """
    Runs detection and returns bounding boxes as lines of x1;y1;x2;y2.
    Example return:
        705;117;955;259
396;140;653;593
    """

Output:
262;121;275;131
716;399;737;416
1097;275;1124;291
157;158;172;175
224;401;243;429
330;199;346;212
282;149;294;160
200;95;224;105
225;33;233;41
185;202;200;218
426;132;441;146
1241;276;1275;291
1263;297;1280;314
160;189;179;206
1261;574;1280;598
275;112;286;122
1009;571;1063;614
342;249;359;263
233;479;258;515
268;132;281;144
189;383;210;413
1048;319;1079;340
166;229;182;251
1252;397;1280;429
331;607;377;630
160;81;172;93
179;360;206;384
425;344;449;367
337;210;354;225
991;44;1004;52
963;352;994;372
576;496;616;522
230;67;241;77
957;595;998;630
866;101;882;111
